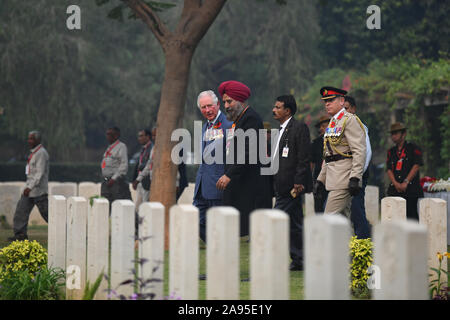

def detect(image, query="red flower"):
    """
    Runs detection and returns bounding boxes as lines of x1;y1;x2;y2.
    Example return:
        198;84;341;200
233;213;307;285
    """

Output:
330;121;336;128
213;121;222;129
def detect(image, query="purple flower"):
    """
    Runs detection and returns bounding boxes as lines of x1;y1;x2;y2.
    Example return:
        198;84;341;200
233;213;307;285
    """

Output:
130;293;138;300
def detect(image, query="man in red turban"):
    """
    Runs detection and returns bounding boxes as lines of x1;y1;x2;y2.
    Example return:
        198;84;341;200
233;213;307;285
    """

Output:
218;80;252;122
216;80;265;244
218;80;251;102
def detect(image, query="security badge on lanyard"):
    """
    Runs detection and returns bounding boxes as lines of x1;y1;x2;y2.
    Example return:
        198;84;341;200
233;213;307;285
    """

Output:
282;138;289;158
395;148;406;171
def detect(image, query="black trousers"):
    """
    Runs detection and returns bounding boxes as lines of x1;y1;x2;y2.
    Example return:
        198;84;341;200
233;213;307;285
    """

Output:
101;177;132;212
387;186;422;221
274;194;303;266
13;194;48;237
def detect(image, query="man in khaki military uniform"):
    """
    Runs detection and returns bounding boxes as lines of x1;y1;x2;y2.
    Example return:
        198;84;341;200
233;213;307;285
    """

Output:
314;87;366;217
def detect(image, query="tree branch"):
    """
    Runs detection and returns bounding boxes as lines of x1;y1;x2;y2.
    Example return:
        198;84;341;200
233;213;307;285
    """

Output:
122;0;172;45
176;0;227;45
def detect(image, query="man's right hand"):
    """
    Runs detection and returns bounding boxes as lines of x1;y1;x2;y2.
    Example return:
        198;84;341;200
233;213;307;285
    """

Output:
313;181;325;196
23;188;31;197
132;180;139;190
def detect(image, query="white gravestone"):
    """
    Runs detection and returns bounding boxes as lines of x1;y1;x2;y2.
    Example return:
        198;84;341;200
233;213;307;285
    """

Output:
78;182;101;202
87;198;109;300
424;191;450;246
381;197;406;221
48;195;66;271
50;182;77;198
66;197;88;300
169;204;199;300
419;198;447;284
250;209;290;300
0;183;23;226
33;182;74;226
373;220;428;300
304;214;351;300
110;200;135;299
138;202;165;300
207;206;240;300
365;185;379;226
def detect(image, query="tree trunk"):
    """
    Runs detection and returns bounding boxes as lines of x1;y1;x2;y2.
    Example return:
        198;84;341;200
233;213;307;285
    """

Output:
149;42;194;249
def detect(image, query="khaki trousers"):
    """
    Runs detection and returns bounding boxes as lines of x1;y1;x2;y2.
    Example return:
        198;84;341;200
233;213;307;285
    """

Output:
135;183;150;210
324;189;352;218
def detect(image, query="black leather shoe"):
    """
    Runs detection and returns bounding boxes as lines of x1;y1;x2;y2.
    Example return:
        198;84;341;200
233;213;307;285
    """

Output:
199;274;207;280
7;234;28;241
289;262;303;271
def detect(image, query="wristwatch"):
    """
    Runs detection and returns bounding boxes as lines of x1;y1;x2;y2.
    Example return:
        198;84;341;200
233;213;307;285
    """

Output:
403;178;409;184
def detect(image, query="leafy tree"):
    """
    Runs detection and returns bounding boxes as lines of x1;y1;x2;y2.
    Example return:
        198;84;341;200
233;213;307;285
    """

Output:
0;0;165;161
317;0;450;70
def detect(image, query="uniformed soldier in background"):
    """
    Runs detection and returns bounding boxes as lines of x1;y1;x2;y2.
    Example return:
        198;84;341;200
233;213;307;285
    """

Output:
386;122;424;220
314;87;366;218
101;127;132;209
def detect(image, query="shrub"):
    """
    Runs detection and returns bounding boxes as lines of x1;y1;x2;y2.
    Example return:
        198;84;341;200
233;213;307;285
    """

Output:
0;240;47;281
349;236;373;298
0;267;65;300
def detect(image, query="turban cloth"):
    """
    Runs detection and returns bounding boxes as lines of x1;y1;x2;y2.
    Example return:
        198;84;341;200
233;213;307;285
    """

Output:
218;81;251;102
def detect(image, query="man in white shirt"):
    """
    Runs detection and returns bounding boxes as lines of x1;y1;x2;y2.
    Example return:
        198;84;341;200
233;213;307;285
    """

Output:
101;127;132;209
8;131;49;241
344;96;371;239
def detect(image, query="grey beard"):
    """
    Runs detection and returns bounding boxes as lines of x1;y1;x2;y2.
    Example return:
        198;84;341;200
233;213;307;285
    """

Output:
226;102;245;122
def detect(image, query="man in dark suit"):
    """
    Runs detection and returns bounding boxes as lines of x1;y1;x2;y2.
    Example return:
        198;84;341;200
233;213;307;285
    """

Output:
216;80;264;238
193;90;233;243
272;95;312;271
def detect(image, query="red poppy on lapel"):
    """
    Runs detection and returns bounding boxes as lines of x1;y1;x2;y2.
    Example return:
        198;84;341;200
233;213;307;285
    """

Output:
213;121;222;129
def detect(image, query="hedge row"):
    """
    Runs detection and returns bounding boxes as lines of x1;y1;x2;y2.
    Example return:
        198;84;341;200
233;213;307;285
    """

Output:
0;162;198;184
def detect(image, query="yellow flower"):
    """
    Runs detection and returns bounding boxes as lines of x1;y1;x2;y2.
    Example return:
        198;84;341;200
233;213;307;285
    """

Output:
444;252;449;258
437;252;443;262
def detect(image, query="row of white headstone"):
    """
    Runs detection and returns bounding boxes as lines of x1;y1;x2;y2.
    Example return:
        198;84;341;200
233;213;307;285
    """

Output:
47;194;447;300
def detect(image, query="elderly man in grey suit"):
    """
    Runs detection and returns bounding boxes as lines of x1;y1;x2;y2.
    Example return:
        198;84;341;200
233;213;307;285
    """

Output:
8;131;49;241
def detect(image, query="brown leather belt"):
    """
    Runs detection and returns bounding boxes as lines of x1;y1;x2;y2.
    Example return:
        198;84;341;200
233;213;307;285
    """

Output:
325;152;352;163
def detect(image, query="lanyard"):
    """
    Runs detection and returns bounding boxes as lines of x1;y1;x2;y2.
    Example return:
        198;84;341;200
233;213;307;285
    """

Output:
396;146;406;160
232;105;249;128
105;140;120;158
28;145;42;164
139;142;152;166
